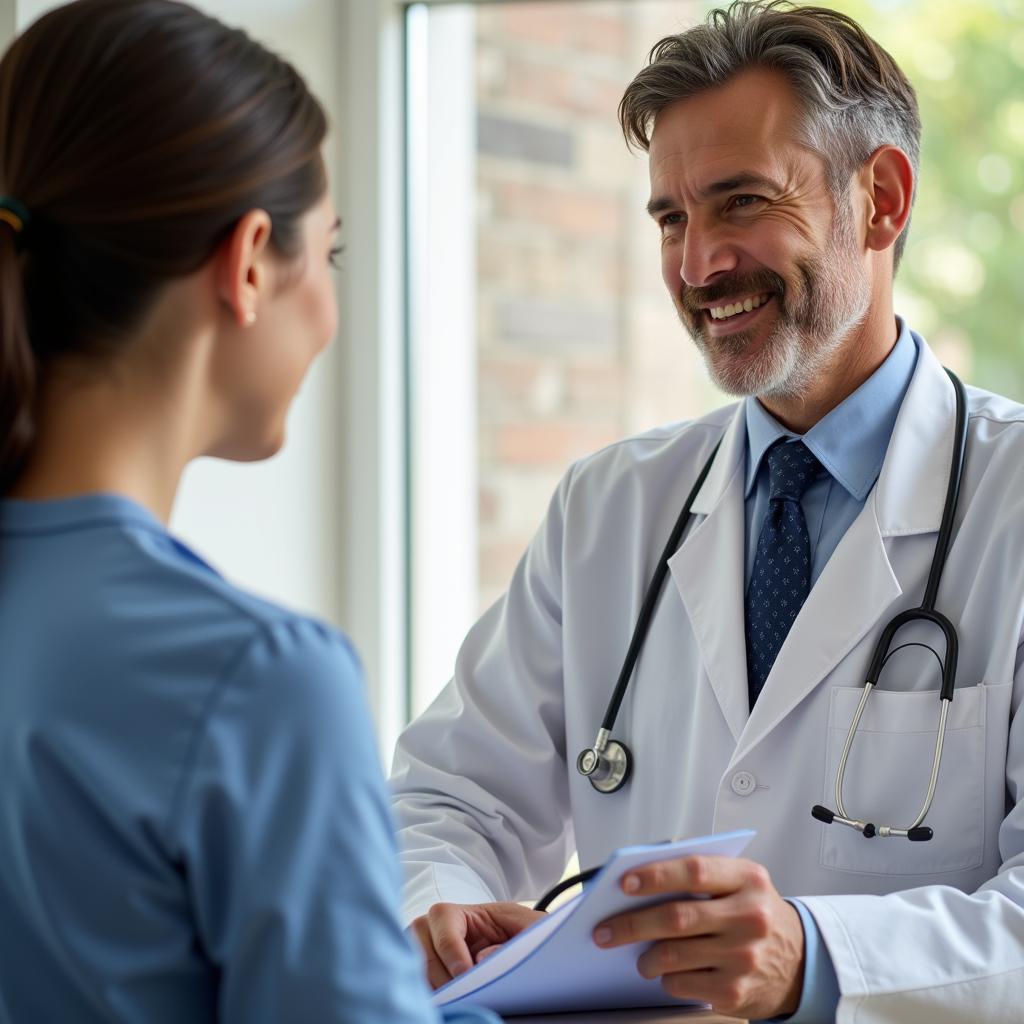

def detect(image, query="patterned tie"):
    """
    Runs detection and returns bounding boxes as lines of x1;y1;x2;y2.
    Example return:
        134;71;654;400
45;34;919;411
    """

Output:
745;440;826;708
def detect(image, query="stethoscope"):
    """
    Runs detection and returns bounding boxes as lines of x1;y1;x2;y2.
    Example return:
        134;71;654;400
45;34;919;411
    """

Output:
576;369;969;846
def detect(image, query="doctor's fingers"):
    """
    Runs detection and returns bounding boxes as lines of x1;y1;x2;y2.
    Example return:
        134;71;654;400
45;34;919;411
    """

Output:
642;933;803;1020
618;854;771;899
655;961;777;1021
635;932;760;981
594;890;759;948
410;915;456;989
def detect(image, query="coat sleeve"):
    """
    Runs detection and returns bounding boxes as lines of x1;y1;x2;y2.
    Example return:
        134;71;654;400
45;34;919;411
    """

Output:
391;469;576;923
799;634;1024;1023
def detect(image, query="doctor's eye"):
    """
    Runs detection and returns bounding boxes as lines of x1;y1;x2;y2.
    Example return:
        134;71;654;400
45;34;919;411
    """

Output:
659;212;685;231
328;244;345;270
729;194;764;211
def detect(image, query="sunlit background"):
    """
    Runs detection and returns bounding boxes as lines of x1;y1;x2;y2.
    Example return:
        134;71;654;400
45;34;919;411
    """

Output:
407;0;1024;720
3;0;1022;758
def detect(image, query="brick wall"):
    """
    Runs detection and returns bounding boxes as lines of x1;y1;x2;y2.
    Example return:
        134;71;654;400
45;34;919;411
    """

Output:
473;1;723;610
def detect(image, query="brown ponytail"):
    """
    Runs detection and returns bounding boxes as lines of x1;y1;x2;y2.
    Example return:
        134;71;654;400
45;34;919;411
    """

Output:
0;221;33;489
0;0;328;492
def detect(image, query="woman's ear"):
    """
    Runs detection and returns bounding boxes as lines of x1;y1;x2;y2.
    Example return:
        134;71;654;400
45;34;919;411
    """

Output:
861;145;915;256
217;209;273;327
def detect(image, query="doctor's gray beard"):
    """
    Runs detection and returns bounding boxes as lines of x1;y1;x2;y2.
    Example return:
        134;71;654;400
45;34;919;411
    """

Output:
678;205;871;401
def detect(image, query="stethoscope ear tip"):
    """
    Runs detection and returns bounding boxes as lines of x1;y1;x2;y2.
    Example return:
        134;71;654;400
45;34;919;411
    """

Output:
810;804;935;841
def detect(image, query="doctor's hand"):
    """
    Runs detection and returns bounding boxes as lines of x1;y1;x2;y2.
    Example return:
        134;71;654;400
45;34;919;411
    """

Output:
593;855;805;1021
410;901;544;989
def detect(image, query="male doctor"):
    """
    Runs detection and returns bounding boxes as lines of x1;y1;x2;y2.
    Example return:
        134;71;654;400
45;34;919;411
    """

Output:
391;3;1024;1021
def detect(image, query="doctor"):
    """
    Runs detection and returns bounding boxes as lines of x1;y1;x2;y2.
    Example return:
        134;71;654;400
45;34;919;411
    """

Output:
392;3;1024;1021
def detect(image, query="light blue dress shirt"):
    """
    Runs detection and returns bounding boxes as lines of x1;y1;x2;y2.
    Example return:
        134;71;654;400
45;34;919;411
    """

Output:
0;494;495;1024
743;322;919;1023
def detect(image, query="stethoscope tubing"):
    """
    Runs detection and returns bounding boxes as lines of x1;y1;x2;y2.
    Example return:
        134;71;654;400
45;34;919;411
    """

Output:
575;439;721;792
816;370;967;839
920;368;969;615
598;439;722;734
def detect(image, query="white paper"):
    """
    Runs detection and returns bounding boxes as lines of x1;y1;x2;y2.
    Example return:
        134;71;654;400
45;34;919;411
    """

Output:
432;829;755;1016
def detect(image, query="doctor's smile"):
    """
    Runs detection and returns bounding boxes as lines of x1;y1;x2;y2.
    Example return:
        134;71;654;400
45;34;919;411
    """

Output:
682;279;782;339
706;293;772;324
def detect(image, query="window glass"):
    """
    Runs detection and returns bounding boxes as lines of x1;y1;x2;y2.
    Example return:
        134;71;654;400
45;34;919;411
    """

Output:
407;0;1024;713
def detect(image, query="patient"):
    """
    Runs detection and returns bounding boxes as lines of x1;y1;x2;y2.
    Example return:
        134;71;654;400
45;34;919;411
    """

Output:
0;2;494;1021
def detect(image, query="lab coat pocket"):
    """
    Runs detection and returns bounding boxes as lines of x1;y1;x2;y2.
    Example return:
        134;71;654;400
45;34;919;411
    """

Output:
819;684;985;876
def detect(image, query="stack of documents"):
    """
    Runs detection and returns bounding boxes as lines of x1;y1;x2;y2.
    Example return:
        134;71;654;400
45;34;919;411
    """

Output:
432;829;755;1016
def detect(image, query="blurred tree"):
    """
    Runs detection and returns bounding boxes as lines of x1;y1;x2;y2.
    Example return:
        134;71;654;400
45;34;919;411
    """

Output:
861;0;1024;398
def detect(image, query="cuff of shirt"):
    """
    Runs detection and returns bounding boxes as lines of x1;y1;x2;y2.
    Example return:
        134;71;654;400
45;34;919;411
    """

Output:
755;898;840;1023
401;862;497;925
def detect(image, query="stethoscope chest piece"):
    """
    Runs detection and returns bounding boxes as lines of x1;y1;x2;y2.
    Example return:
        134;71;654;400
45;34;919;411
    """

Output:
577;729;632;793
577;440;723;798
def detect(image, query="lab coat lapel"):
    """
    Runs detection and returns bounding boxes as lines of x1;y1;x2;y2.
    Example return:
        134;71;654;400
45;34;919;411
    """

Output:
669;404;749;743
733;492;901;763
732;339;957;764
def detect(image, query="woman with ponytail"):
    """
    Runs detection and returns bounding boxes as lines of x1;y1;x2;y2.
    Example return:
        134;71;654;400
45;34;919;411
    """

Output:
0;4;495;1022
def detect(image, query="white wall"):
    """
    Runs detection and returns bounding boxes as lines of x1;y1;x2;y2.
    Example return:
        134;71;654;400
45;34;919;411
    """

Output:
168;0;347;629
407;5;479;717
0;0;13;50
11;0;409;759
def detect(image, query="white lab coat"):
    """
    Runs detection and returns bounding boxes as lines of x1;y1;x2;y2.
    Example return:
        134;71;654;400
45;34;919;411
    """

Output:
392;338;1024;1022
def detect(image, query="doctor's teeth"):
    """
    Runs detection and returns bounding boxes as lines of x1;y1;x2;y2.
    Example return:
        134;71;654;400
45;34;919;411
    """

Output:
709;294;768;320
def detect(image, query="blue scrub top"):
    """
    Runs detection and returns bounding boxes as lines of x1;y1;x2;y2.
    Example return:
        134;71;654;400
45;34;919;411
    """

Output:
0;493;495;1024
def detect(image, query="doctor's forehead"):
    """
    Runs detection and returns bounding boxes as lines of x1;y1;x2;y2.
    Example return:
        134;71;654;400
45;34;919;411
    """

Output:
646;69;807;189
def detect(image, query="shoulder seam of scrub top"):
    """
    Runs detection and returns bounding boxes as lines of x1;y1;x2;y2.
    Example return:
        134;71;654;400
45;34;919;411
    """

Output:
0;491;161;531
161;627;271;845
161;618;351;846
3;502;341;640
0;511;157;538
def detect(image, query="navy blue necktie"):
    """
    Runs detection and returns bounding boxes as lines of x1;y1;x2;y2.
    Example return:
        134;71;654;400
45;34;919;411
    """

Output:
745;440;826;708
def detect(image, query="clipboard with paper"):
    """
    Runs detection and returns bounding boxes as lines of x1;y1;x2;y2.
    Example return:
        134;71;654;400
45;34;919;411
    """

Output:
432;829;756;1017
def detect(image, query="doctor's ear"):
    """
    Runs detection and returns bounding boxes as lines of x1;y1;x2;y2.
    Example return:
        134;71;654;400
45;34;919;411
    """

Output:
217;209;273;327
858;145;915;257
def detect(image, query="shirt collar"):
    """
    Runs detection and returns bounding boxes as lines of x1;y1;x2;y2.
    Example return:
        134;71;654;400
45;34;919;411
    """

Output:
743;318;919;500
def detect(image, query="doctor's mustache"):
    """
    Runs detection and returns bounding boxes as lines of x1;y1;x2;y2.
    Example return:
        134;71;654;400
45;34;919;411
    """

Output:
679;269;787;316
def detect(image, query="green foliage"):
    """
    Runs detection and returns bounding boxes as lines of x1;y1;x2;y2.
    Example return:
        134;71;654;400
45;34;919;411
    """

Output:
851;0;1024;398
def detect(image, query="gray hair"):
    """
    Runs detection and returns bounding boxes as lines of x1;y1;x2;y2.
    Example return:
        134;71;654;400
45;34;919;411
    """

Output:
619;0;921;270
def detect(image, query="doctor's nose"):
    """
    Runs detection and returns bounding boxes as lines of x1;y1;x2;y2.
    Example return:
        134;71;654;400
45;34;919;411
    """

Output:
678;224;739;289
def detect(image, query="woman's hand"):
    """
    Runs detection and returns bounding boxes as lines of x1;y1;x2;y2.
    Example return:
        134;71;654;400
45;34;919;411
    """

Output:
410;901;545;989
